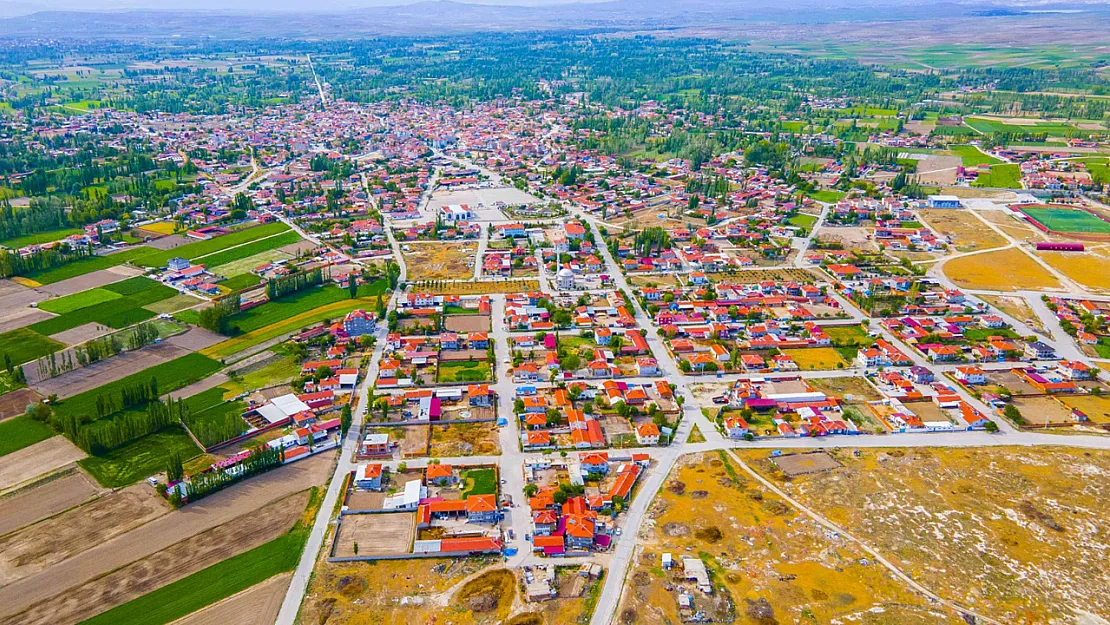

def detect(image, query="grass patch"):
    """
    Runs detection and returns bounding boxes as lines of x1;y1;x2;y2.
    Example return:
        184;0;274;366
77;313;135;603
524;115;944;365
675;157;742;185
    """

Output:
809;190;845;203
78;425;200;487
78;488;319;625
437;359;493;383
461;467;497;498
0;227;83;249
782;347;848;371
971;164;1022;189
948;144;1002;166
22;247;153;284
29;278;177;335
220;273;263;292
37;287;122;314
201;230;303;269
133;222;291;268
788;213;818;229
144;293;201;314
53;352;222;420
0;416;55;457
0;327;66;365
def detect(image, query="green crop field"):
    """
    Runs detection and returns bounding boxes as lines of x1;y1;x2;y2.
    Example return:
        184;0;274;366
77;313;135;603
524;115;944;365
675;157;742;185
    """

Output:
200;230;302;269
1021;207;1110;234
227;282;387;335
37;287;122;314
29;277;177;336
0;227;82;249
133;222;291;268
437;359;492;383
54;352;222;419
0;416;56;457
77;505;312;625
947;144;1002;166
0;327;66;365
971;164;1022;189
22;247;153;284
78;426;201;487
220;273;263;292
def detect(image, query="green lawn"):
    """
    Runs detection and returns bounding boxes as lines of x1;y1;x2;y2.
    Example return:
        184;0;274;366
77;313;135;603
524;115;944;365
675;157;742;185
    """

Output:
0;327;65;365
54;352;222;419
788;213;818;229
947;144;1002;166
219;273;263;292
182;387;248;448
809;190;845;203
0;416;55;457
437;359;493;383
971;164;1022;189
22;247;154;285
0;227;82;249
133;222;291;268
1021;207;1110;234
962;327;1022;342
78;426;200;487
78;505;313;625
461;467;497;498
29;278;177;336
37;287;122;315
227;282;387;335
824;324;875;362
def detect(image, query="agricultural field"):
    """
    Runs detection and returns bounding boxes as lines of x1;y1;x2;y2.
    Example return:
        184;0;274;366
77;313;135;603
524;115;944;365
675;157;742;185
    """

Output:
137;221;180;236
0;416;54;457
402;241;477;281
132;222;292;268
734;446;1110;624
0;227;83;249
617;452;957;625
437;359;493;383
20;247;153;285
1021;206;1110;235
417;279;541;295
225;281;386;336
201;230;303;270
919;209;1006;252
1035;251;1110;292
942;248;1061;291
0;327;65;366
29;277;178;336
78;425;202;487
946;144;1002;166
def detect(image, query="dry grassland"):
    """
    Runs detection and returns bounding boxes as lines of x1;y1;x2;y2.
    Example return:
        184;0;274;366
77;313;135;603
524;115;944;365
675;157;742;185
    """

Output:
1035;251;1110;292
403;242;477;281
920;210;1006;252
943;248;1061;291
978;294;1045;332
429;423;501;457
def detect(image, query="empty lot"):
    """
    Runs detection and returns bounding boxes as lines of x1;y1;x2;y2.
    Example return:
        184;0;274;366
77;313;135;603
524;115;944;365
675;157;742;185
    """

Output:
0;470;100;537
334;512;414;557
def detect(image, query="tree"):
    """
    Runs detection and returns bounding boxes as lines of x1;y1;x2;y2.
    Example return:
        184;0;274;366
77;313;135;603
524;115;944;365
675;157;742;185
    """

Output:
348;276;359;299
341;405;353;436
315;365;333;381
984;421;999;433
523;483;538;497
166;452;184;483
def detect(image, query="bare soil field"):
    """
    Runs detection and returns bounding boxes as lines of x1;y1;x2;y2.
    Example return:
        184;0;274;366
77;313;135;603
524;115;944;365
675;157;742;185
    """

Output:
919;210;1006;252
978;294;1046;333
403;242;477;281
334;511;415;557
5;491;309;625
773;451;842;476
1036;251;1110;292
0;279;46;310
49;321;113;345
398;425;430;457
167;326;225;351
914;155;962;185
0;470;100;537
0;308;53;334
279;239;317;256
429;423;500;457
165;372;229;401
0;481;167;585
0;451;332;618
29;341;191;396
171;573;291;625
444;314;491;333
814;226;877;252
0;388;40;420
141;233;191;251
38;265;143;297
0;436;86;492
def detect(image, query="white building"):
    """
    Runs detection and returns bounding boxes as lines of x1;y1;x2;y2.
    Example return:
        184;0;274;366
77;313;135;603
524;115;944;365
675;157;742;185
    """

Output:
556;268;575;290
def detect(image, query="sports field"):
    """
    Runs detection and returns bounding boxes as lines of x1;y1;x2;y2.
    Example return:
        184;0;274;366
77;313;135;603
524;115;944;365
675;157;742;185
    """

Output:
1022;207;1110;234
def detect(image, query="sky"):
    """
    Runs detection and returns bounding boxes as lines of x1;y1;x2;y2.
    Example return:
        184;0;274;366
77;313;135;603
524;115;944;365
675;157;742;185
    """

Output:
6;0;606;12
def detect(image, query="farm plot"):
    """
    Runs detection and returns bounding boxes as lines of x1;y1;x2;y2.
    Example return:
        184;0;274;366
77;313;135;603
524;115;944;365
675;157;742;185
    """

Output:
402;242;477;281
437;359;493;383
0;327;65;366
201;230;304;269
169;572;290;625
0;388;40;420
782;347;848;370
8;491;310;625
0;470;100;537
78;426;201;488
333;512;415;558
131;222;291;268
28;341;190;397
444;314;491;333
943;248;1061;291
36;287;121;314
28;277;177;337
0;434;85;490
226;281;387;335
34;264;145;297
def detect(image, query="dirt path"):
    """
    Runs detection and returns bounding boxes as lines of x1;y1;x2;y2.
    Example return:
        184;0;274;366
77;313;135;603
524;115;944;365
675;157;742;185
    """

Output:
0;451;332;617
0;482;168;585
4;492;309;625
0;436;86;492
0;470;100;537
171;573;291;625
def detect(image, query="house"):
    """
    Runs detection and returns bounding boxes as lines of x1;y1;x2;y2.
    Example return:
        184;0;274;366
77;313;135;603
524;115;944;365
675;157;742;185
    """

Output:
1024;341;1056;361
725;416;749;439
580;452;610;475
426;463;456;486
465;494;499;524
635;357;659;376
468;384;494;407
343;309;376;336
635;422;661;446
954;365;986;385
467;332;489;349
1057;360;1094;381
167;257;190;271
908;365;934;384
361;432;390;456
357;464;384;490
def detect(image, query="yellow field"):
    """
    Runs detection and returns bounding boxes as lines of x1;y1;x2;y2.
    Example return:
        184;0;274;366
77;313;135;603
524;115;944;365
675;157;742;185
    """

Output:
783;347;848;370
1058;395;1110;424
201;295;383;359
138;221;179;235
414;279;540;295
1035;251;1110;292
920;210;1006;252
978;294;1045;332
10;276;41;288
617;452;959;625
402;242;476;281
943;248;1061;291
733;446;1110;623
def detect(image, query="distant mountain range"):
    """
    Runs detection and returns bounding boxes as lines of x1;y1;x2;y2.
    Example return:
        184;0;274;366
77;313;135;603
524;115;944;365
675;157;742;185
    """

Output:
0;0;1106;39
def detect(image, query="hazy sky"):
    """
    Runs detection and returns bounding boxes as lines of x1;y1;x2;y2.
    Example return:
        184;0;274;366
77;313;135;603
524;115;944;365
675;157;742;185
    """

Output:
8;0;607;12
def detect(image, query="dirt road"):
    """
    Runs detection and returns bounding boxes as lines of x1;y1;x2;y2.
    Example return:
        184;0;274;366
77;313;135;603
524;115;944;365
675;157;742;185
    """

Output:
4;492;308;625
0;452;332;617
0;436;86;492
172;573;291;625
0;470;100;537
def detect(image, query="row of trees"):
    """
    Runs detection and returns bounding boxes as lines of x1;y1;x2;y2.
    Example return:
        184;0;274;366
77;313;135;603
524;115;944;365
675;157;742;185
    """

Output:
183;407;248;448
53;396;188;455
0;243;93;279
172;445;284;506
265;267;324;300
199;292;241;335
